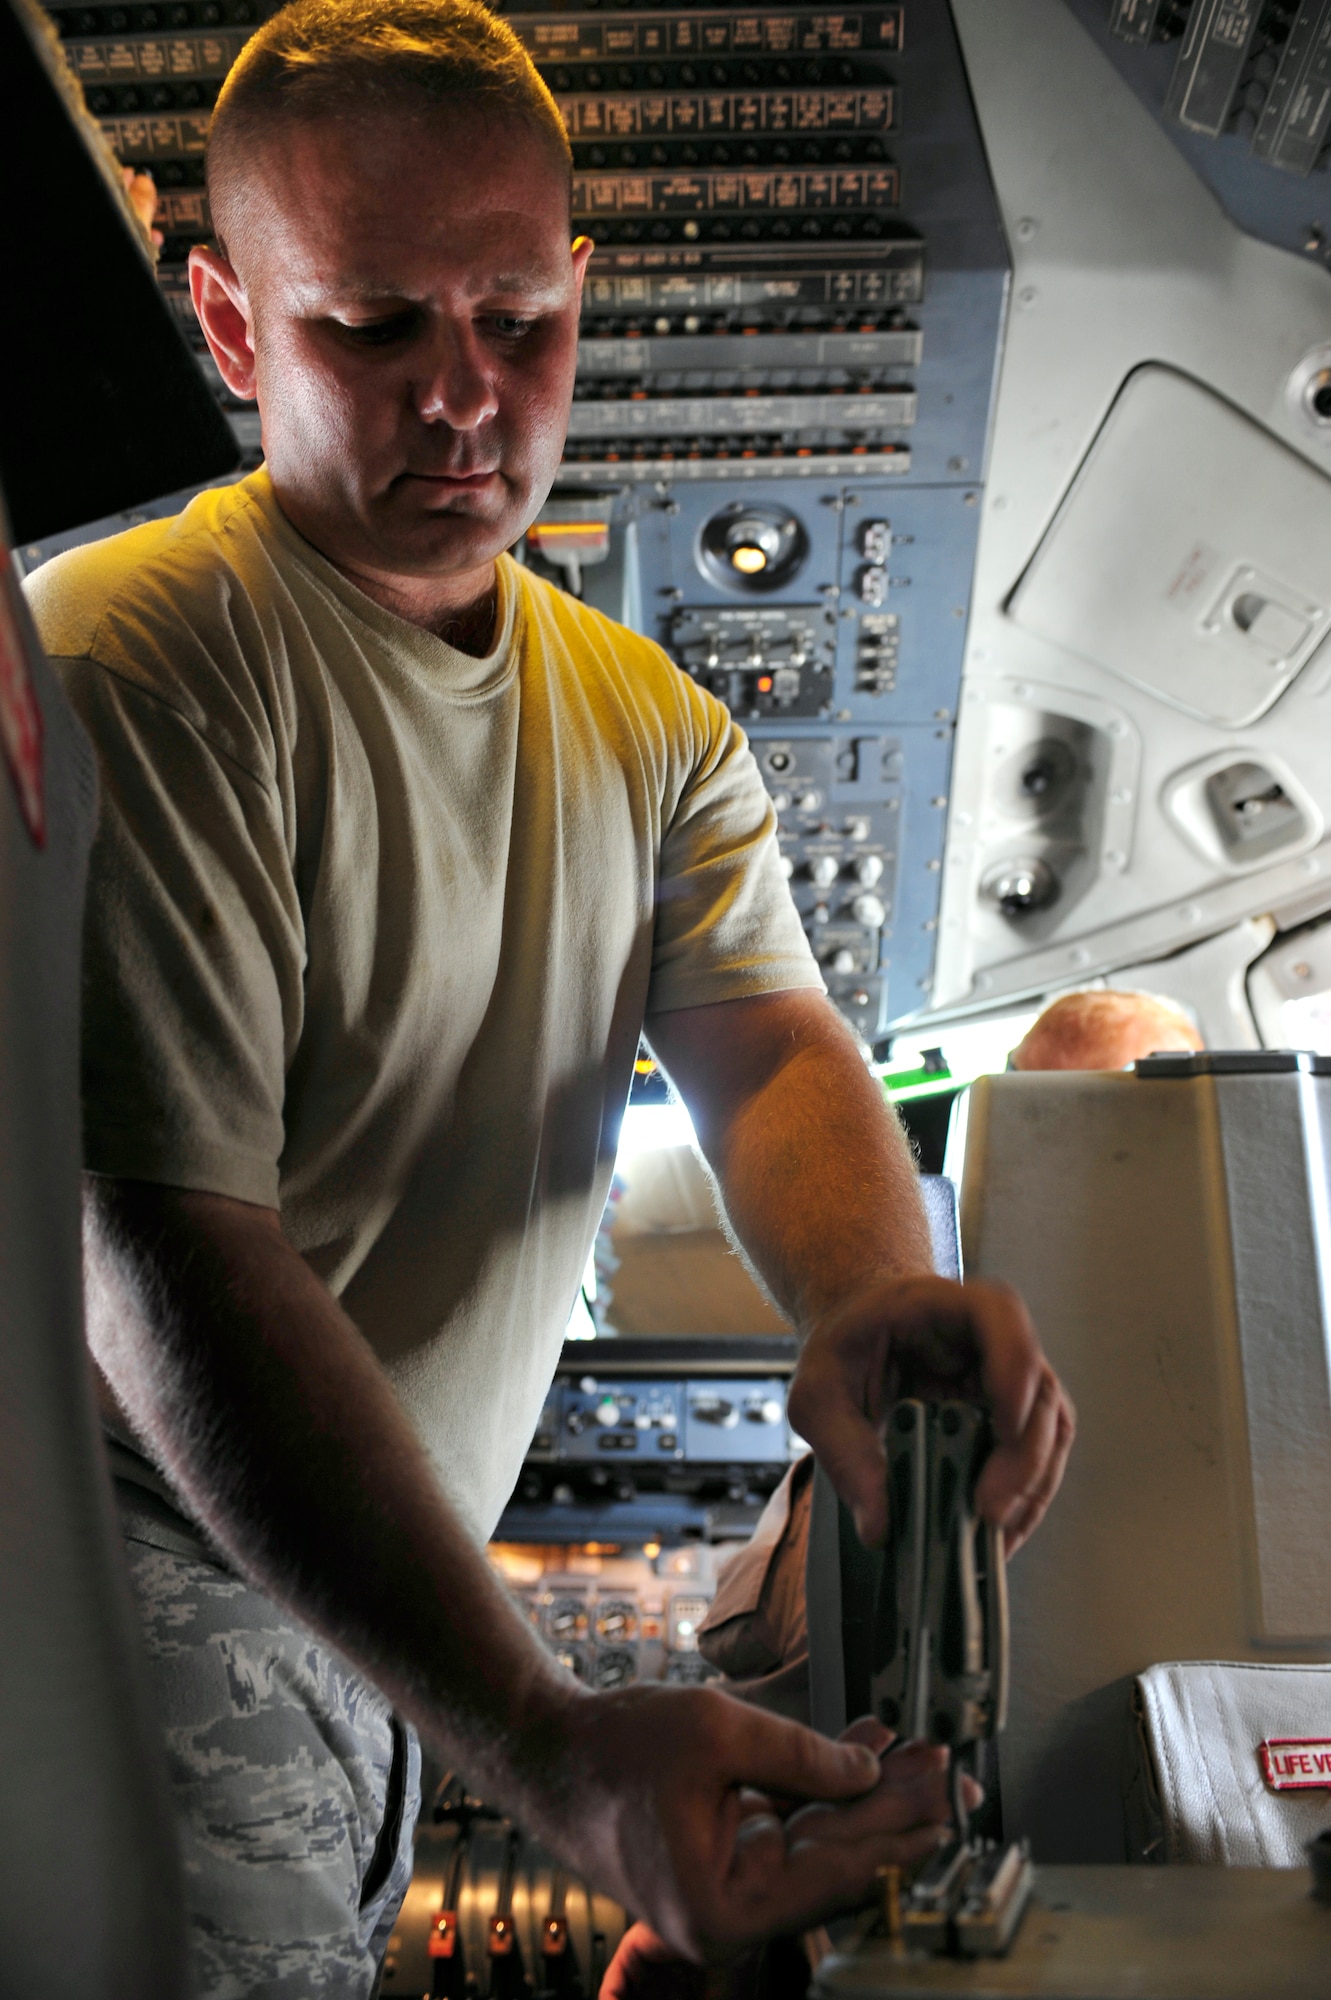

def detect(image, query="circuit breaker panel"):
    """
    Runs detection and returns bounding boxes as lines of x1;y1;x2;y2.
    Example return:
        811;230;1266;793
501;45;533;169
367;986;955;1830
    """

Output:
526;0;1010;1037
35;0;1008;1037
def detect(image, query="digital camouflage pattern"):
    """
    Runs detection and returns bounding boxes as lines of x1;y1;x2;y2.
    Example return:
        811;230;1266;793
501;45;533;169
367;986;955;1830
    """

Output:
120;1512;420;1999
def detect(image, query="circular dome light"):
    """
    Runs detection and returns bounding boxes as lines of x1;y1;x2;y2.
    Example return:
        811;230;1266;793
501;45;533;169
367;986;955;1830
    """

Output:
699;502;807;592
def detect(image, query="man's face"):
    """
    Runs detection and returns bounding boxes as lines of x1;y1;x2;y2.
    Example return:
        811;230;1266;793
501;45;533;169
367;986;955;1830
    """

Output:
193;101;588;585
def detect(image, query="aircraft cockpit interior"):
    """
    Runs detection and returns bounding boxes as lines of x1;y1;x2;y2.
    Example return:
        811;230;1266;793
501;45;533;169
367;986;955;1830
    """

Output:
8;0;1331;1993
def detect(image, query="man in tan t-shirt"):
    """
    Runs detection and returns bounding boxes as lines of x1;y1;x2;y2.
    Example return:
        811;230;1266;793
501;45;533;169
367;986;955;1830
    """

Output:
27;1;1074;1992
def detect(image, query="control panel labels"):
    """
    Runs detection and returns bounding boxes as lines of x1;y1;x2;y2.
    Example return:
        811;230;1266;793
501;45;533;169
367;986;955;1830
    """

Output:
573;166;899;213
560;88;896;137
513;8;905;62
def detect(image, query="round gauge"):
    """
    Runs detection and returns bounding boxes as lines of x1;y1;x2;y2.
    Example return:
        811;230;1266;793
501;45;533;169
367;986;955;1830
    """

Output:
698;502;808;593
594;1650;637;1690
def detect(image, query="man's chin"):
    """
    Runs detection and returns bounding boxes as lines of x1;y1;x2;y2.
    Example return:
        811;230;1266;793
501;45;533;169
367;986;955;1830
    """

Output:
371;491;521;575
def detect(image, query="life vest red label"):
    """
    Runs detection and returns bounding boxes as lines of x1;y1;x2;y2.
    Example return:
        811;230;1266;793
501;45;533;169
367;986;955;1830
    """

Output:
1260;1738;1331;1791
0;550;45;849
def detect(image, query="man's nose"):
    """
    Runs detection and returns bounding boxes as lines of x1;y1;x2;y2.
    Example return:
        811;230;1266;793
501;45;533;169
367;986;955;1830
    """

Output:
414;326;499;431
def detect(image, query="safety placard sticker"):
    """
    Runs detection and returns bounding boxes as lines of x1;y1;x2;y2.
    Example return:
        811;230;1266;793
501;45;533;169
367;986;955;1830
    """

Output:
1260;1738;1331;1791
0;550;45;849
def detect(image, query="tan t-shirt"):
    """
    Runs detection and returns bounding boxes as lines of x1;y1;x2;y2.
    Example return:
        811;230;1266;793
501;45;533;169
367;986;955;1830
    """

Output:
27;470;820;1539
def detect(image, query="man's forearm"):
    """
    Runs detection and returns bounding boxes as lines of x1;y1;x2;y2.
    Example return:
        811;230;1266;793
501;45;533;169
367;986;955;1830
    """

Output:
84;1177;577;1816
648;993;934;1333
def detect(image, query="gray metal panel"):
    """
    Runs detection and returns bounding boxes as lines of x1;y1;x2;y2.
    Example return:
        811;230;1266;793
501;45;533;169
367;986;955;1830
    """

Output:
575;332;924;375
813;1864;1331;1999
1214;1071;1331;1642
566;392;917;435
958;1070;1331;1865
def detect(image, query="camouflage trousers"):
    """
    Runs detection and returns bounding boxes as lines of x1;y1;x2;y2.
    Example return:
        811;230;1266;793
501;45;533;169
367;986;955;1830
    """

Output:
114;1471;421;1999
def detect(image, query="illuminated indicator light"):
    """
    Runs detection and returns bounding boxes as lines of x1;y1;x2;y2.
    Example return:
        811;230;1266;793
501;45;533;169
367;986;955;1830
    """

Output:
543;1917;569;1957
731;544;768;574
644;1541;661;1558
489;1917;515;1956
429;1912;459;1959
529;522;609;543
756;675;774;692
634;1056;656;1075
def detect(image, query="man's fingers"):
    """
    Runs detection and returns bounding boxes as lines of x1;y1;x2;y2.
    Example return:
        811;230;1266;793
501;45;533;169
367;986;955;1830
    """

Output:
975;1364;1075;1541
781;1741;977;1849
731;1818;952;1938
722;1698;883;1803
996;1390;1076;1554
787;1362;888;1547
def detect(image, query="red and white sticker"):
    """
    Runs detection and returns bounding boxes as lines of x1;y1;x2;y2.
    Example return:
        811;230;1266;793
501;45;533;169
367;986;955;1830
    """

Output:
1260;1738;1331;1791
0;549;45;848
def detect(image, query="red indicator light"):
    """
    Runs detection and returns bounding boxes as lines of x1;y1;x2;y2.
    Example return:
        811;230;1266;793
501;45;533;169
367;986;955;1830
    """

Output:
757;675;774;693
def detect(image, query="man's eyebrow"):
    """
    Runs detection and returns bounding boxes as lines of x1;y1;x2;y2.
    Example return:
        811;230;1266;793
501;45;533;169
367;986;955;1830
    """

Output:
301;268;569;308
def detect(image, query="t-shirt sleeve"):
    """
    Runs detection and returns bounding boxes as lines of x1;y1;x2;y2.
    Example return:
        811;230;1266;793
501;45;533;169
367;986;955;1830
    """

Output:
647;683;823;1013
54;657;304;1206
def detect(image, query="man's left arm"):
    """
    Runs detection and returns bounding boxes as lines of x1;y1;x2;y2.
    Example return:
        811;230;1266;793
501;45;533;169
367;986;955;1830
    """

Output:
645;988;1074;1554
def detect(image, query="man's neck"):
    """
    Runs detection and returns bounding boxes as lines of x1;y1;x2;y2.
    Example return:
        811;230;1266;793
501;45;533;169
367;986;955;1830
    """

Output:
267;485;501;654
333;557;500;655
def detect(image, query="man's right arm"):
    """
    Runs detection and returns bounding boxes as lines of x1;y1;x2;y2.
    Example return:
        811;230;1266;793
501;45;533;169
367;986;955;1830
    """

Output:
86;1174;970;1961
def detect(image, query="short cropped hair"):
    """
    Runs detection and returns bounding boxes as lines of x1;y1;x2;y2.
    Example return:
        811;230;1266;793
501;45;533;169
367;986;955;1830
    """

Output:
207;0;571;254
1012;989;1204;1073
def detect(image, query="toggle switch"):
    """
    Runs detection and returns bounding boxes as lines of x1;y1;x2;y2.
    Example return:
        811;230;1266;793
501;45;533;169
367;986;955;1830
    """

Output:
860;519;892;565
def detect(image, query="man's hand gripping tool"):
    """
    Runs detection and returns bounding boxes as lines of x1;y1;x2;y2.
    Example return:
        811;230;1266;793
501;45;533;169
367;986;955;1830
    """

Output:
869;1399;1033;1958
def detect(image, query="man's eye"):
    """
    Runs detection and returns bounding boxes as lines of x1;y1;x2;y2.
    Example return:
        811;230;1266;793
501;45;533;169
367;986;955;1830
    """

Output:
489;315;535;340
337;314;416;347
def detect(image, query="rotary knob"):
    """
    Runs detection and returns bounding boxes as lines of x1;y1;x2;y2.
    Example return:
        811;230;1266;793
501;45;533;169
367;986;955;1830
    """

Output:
830;948;856;975
809;854;839;888
780;854;795;879
854;853;884;887
851;892;886;928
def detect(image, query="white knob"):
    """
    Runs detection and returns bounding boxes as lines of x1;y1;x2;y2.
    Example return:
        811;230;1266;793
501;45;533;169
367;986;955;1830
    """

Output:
846;817;871;841
746;1398;784;1425
770;790;791;812
796;790;820;811
809;855;839;888
831;948;856;975
780;855;795;879
811;903;830;926
855;854;884;887
852;893;886;928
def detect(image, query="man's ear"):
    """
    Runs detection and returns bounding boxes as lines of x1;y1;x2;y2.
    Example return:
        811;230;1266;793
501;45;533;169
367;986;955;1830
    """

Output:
189;245;257;400
571;233;595;305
